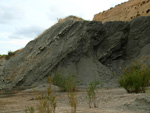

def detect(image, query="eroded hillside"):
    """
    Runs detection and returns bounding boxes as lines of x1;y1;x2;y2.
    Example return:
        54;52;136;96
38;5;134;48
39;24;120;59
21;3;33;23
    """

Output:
0;16;150;90
93;0;150;22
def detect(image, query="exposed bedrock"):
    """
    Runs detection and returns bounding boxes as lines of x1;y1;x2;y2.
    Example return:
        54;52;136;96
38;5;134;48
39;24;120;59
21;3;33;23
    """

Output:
0;16;150;89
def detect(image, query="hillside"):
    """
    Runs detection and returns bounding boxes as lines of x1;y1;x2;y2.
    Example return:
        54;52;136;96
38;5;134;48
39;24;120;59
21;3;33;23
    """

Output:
0;16;150;90
93;0;150;22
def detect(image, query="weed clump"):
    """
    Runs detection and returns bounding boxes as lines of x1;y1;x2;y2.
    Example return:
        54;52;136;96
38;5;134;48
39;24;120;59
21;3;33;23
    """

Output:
119;61;150;93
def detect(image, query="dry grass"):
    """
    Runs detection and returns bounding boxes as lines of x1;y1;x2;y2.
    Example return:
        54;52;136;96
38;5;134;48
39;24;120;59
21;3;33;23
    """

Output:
57;16;84;23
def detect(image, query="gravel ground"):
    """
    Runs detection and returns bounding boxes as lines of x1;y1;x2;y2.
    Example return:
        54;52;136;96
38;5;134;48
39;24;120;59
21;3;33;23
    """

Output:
0;87;150;113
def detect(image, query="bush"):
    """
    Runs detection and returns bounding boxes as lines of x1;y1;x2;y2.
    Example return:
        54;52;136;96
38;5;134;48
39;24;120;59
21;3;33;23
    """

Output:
119;61;150;93
5;51;15;60
52;73;77;92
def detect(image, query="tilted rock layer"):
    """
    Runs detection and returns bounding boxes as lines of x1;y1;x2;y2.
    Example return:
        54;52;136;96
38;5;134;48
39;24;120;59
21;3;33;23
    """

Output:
0;16;150;89
93;0;150;22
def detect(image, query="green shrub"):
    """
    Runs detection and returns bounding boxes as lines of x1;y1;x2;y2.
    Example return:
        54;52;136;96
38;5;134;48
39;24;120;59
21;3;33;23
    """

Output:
119;61;150;93
52;73;77;92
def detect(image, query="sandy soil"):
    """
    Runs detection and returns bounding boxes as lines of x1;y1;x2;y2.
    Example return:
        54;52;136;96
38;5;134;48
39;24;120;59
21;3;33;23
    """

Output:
0;88;149;113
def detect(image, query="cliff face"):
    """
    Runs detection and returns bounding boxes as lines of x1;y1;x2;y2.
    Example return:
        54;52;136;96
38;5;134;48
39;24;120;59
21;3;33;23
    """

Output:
93;0;150;22
0;16;150;90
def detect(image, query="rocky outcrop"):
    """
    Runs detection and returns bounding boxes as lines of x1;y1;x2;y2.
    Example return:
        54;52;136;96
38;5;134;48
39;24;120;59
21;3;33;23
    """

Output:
93;0;150;22
0;16;150;90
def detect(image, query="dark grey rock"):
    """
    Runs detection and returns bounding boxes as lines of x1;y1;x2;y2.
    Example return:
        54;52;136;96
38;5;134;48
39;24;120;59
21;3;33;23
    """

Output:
0;16;150;90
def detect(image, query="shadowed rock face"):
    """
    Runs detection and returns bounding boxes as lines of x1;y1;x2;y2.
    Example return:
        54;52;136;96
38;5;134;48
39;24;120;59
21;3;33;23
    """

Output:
0;16;150;89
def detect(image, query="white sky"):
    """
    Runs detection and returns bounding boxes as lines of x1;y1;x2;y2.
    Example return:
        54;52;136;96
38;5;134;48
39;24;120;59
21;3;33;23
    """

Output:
0;0;128;54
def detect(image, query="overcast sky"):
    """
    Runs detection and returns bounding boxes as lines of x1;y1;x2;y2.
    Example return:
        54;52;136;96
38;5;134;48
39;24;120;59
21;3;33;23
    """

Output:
0;0;128;54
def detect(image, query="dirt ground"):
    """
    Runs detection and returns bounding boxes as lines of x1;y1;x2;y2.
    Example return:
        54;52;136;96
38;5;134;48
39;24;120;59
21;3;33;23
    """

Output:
0;87;150;113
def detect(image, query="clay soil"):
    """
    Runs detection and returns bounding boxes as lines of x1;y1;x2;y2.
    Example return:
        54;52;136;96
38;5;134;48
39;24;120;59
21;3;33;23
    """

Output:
0;88;149;113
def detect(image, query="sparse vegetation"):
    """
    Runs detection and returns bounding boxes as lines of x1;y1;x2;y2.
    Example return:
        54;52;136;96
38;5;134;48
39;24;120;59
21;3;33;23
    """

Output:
66;78;77;113
0;54;6;60
5;51;15;60
86;79;103;108
31;77;57;113
52;73;77;112
52;73;77;92
25;75;78;113
119;61;150;93
0;49;21;60
25;106;35;113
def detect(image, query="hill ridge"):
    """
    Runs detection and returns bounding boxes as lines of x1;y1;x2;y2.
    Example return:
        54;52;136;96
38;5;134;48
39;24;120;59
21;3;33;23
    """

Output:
93;0;150;22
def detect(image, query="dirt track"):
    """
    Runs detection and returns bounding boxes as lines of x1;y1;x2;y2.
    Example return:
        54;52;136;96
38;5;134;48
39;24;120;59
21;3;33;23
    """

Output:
0;88;149;113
